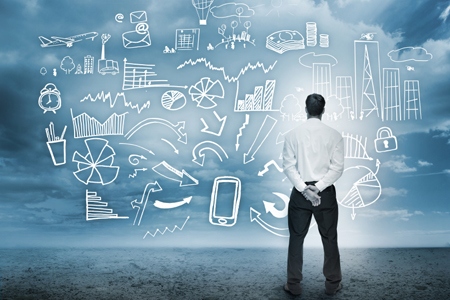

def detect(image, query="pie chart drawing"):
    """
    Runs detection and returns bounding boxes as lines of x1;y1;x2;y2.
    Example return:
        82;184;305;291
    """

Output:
72;138;120;185
188;77;225;109
336;165;381;209
161;90;186;111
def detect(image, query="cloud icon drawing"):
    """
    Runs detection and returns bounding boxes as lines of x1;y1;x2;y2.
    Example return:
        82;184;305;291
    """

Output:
211;3;255;19
298;52;338;68
387;47;433;62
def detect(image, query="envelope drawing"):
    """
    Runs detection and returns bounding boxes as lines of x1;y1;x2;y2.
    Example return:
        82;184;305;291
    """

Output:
122;30;151;48
130;11;147;24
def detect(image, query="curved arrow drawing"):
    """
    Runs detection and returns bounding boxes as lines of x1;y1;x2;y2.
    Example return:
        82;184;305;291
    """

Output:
161;138;179;154
124;118;187;144
154;196;192;209
128;154;147;166
258;160;283;176
263;192;289;219
249;207;289;237
152;161;198;186
192;141;229;166
131;181;162;226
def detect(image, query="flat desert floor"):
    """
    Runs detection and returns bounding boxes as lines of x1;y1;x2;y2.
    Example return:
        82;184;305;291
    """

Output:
1;248;449;299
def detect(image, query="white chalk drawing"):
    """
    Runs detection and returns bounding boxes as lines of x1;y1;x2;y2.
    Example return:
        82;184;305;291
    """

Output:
299;52;338;68
266;30;304;54
163;46;176;54
175;29;200;51
211;2;255;22
243;115;277;164
387;46;433;62
192;0;214;25
200;111;227;136
177;58;277;83
319;34;329;48
337;160;382;219
154;196;192;209
263;192;289;219
374;127;398;153
71;109;127;139
354;40;382;120
276;129;291;145
115;13;124;23
60;56;75;74
235;113;249;151
38;83;61;114
234;80;277;112
45;122;67;166
84;55;94;74
123;23;152;49
382;68;402;121
80;91;151;114
130;10;147;23
143;216;190;238
209;176;241;227
257;0;296;17
335;76;355;119
98;34;119;75
74;64;83;74
192;141;229;166
152;161;199;187
40;67;47;76
129;168;147;178
161;90;186;111
215;20;255;50
72;138;120;186
123;58;187;90
161;138;179;154
128;154;148;166
404;80;422;120
306;22;317;47
85;190;129;221
125;118;187;144
119;144;155;156
189;77;225;109
258;160;283;176
360;32;376;40
406;65;415;71
249;207;288;237
280;94;302;121
131;181;162;226
342;132;372;160
299;52;338;99
39;32;98;48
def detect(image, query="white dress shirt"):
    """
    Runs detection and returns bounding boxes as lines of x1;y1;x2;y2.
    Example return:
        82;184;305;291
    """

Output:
283;118;344;192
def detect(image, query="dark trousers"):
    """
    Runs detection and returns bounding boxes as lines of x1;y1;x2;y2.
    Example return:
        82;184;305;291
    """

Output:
287;184;341;294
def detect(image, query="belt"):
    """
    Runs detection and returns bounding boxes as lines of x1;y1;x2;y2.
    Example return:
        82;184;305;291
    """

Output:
305;181;317;186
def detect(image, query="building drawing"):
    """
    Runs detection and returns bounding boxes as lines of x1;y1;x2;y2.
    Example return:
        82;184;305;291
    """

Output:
335;76;354;119
383;68;402;121
404;80;422;120
312;63;332;99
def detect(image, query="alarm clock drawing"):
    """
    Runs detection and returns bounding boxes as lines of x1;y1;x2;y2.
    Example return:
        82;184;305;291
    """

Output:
38;83;61;114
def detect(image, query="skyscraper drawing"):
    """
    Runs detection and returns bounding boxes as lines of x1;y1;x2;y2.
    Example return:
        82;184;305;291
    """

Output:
84;55;94;74
354;40;382;119
336;76;354;119
312;63;332;99
404;80;422;120
382;68;401;121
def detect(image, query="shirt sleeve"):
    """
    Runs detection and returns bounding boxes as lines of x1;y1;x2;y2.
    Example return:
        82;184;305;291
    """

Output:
315;136;345;192
282;135;307;192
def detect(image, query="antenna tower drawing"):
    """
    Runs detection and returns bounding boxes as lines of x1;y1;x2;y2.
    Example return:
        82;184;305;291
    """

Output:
360;45;379;118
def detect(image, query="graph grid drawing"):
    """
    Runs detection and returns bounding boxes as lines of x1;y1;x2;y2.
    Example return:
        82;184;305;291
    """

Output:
383;68;402;121
342;132;372;160
235;80;276;112
313;63;332;99
175;29;200;51
85;190;129;221
404;80;422;120
336;76;354;119
71;109;127;139
122;58;170;90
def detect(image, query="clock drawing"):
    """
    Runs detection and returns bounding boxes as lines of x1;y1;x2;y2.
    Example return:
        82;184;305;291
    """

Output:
38;83;61;114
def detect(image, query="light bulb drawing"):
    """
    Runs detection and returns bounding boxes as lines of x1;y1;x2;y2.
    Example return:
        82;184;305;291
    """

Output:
192;0;214;25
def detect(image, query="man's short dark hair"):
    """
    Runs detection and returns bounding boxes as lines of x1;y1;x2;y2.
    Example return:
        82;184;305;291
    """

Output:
305;93;325;116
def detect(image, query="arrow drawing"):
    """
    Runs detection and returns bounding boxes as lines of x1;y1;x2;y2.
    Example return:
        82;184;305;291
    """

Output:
152;161;199;187
129;168;147;178
200;111;227;136
351;203;356;220
263;192;289;219
258;160;283;176
161;138;179;154
128;154;147;166
192;141;229;166
276;129;292;145
250;207;289;237
243;115;277;164
236;114;249;151
131;181;162;226
154;196;192;209
143;216;190;239
125;118;187;144
119;143;155;155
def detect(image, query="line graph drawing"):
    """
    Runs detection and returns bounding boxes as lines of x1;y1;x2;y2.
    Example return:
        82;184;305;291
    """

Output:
234;80;277;112
80;91;151;114
86;190;129;221
342;132;373;160
177;58;277;83
143;216;190;238
71;109;127;139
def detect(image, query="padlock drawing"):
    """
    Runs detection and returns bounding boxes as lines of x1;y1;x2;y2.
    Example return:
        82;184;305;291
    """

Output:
374;127;398;153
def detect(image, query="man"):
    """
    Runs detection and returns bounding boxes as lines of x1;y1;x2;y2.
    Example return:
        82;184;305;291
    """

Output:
282;93;344;296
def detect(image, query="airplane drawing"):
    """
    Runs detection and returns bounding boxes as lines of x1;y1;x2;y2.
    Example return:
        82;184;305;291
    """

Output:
39;32;98;48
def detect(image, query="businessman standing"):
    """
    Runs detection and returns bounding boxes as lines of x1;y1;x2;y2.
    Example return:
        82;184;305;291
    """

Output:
282;93;345;296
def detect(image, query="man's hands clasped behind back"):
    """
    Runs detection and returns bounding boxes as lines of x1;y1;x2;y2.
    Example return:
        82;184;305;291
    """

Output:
301;185;321;207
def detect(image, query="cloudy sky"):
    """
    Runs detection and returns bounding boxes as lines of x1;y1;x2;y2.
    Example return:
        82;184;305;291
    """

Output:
1;0;449;248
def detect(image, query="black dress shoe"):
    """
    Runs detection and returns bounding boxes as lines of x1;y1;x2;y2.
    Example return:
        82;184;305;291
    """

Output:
284;283;301;296
325;283;342;295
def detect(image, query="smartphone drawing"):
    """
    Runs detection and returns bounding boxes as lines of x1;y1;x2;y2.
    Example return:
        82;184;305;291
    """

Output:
209;176;241;227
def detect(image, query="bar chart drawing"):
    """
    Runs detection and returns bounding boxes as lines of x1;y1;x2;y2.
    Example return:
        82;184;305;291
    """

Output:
234;80;277;112
85;190;129;221
342;132;373;160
